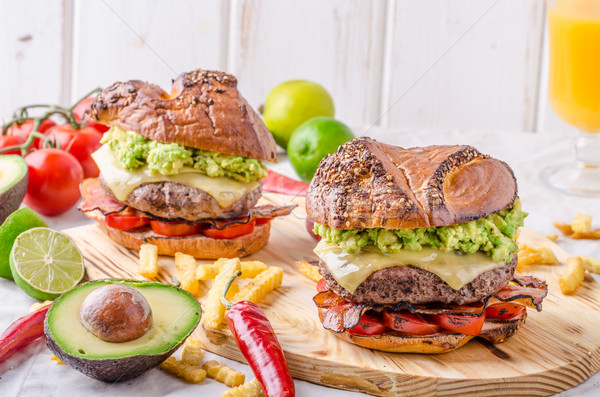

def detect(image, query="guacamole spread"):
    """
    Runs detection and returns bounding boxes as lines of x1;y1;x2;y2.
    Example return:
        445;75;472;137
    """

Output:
101;126;268;182
314;200;527;263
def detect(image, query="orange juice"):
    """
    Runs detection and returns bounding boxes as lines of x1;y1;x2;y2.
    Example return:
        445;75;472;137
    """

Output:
549;0;600;133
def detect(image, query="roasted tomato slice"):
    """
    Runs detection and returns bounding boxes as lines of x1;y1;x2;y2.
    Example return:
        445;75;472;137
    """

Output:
150;220;202;237
485;303;525;320
382;312;441;335
105;213;150;231
316;278;328;292
434;313;486;336
255;217;271;226
202;220;255;239
347;313;388;336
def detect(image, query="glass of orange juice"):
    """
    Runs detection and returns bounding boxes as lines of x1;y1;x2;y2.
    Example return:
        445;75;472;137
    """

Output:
542;0;600;196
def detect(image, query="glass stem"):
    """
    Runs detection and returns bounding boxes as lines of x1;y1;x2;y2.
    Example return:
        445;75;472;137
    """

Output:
574;131;600;169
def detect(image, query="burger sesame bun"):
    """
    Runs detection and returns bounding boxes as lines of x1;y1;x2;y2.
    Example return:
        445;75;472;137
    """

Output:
88;69;277;162
317;307;527;354
306;137;517;230
85;210;271;259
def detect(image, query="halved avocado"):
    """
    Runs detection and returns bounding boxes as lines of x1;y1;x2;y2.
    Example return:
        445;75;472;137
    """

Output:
0;155;28;225
44;279;201;382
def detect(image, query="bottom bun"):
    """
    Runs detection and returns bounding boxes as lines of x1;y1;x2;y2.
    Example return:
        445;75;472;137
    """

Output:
317;307;527;354
86;210;271;259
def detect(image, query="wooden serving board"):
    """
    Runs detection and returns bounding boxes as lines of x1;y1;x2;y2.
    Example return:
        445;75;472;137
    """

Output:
63;193;600;397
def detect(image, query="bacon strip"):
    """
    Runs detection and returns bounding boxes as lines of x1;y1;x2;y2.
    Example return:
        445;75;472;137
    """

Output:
205;205;296;229
79;178;296;227
79;178;126;214
313;276;548;333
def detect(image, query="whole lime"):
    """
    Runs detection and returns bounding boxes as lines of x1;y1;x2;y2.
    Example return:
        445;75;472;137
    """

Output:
287;117;354;182
0;207;47;280
263;80;335;149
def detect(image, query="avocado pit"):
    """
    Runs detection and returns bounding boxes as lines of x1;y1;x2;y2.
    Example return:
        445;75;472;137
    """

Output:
78;284;152;343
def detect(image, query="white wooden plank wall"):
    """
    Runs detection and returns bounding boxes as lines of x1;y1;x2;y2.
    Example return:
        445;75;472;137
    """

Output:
0;0;70;120
0;0;576;134
381;0;545;134
72;0;228;101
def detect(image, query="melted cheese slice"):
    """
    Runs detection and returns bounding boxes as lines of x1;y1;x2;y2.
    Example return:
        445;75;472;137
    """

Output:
92;144;259;208
314;240;507;293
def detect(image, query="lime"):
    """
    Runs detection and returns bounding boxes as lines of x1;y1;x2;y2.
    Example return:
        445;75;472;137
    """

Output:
263;80;335;148
10;227;85;300
0;207;47;280
287;116;355;182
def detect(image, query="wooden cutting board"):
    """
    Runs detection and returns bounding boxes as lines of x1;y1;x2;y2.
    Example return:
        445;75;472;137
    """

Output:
63;193;600;397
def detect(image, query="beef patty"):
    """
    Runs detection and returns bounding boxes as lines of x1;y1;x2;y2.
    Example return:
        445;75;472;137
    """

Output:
319;254;517;305
101;178;262;221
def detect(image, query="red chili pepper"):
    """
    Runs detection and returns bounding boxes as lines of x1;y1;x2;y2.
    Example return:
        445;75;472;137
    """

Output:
0;306;49;363
262;170;309;197
222;271;295;397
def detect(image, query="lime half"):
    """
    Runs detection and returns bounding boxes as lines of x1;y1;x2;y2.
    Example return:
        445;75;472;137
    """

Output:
10;227;85;300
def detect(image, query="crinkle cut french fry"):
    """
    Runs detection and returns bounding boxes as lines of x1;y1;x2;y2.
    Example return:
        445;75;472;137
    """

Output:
581;256;600;274
554;222;574;236
571;230;600;239
559;257;585;295
196;259;267;280
202;360;245;387
29;300;53;313
196;258;229;280
545;233;559;242
517;244;558;270
159;357;207;383
296;260;322;282
175;252;200;297
232;266;283;304
222;377;264;397
203;258;241;329
139;243;158;278
239;261;268;278
51;354;64;365
181;338;203;365
572;213;592;234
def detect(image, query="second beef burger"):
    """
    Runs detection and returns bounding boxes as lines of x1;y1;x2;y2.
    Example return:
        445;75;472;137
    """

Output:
80;69;294;258
307;137;547;353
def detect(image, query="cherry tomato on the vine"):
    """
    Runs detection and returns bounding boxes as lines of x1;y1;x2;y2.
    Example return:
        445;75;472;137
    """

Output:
23;149;84;216
41;124;103;178
72;97;109;133
0;135;27;155
4;119;56;148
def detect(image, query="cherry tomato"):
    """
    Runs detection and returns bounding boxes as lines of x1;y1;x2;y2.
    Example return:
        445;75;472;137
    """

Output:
485;303;525;320
0;135;26;155
42;124;103;178
72;97;109;133
4;119;56;147
105;213;150;231
347;313;388;336
150;220;202;237
5;119;56;137
255;217;272;226
202;220;256;239
382;312;441;335
433;313;486;336
316;278;328;292
305;217;321;241
23;149;84;216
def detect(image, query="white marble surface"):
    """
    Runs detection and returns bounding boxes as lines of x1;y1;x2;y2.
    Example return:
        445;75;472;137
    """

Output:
1;129;599;396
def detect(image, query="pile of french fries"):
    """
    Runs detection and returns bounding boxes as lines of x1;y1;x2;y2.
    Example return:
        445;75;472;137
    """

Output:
517;213;600;296
136;245;286;396
554;213;600;239
158;338;263;396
